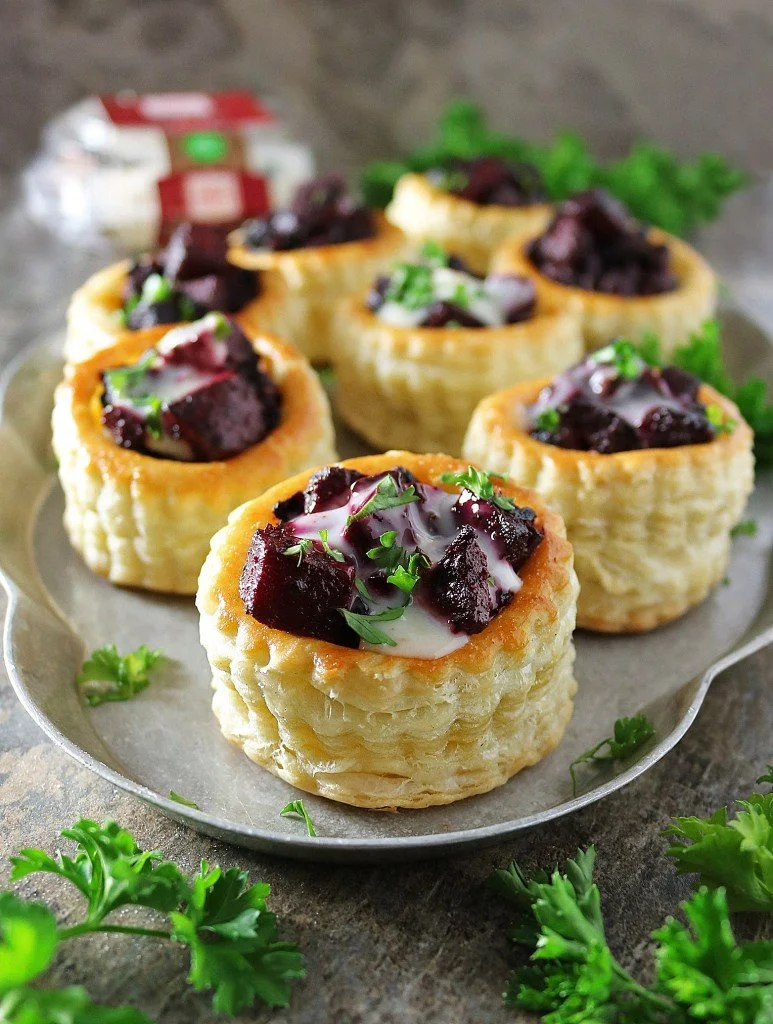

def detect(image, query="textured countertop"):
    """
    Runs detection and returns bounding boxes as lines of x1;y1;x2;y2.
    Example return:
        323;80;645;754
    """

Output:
0;183;771;1023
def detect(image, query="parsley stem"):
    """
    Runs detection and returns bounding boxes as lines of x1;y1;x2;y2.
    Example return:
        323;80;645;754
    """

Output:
611;966;673;1010
58;922;172;941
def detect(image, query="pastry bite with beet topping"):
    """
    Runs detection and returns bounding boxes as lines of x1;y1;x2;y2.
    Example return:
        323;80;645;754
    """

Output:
52;317;337;594
228;176;406;363
197;452;579;809
463;343;754;634
333;241;583;455
493;189;717;355
65;222;278;365
386;158;553;274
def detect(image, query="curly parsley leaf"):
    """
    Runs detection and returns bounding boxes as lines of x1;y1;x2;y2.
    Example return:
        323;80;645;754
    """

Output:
361;99;747;235
339;605;405;646
76;645;164;707
169;790;199;809
0;986;151;1024
592;338;646;380
319;529;345;562
533;408;560;433
758;766;773;787
283;538;313;566
439;466;515;512
169;862;305;1013
0;892;59;991
653;886;773;1020
731;519;758;538
10;819;186;921
569;713;656;795
663;792;773;912
347;475;420;524
280;800;317;837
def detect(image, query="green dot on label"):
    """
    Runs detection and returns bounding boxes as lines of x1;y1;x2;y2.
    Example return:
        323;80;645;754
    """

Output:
182;131;228;164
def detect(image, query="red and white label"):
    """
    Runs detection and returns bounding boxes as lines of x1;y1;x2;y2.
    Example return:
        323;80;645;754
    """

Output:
100;91;275;131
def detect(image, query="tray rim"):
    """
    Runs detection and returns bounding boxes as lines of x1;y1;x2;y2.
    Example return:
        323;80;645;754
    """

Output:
2;332;772;861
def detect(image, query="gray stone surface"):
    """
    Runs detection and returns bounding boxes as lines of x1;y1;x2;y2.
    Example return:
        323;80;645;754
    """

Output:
1;3;773;1020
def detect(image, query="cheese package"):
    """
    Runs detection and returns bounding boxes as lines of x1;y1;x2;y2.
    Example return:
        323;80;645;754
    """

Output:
24;91;314;252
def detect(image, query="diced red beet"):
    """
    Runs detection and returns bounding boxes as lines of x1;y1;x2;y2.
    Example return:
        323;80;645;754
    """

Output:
639;406;714;448
660;366;701;400
438;157;545;207
101;403;147;450
453;497;543;572
420;301;485;328
418;527;500;634
303;466;366;514
239;524;360;647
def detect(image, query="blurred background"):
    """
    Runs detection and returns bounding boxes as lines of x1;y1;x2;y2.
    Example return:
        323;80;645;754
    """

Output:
0;0;772;344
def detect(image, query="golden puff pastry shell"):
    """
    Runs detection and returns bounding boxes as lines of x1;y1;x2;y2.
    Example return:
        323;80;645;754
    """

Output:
463;383;754;632
196;451;579;809
385;172;553;275
491;229;717;356
64;259;285;365
227;214;408;363
52;327;337;595
332;295;583;456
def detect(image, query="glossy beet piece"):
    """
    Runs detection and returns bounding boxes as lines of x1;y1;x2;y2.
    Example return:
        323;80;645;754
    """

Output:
535;400;642;454
485;274;537;323
529;189;678;296
454;497;543;572
420;301;485;328
101;403;146;450
239;524;360;647
660;366;701;400
163;371;280;461
436;157;545;207
419;527;501;634
163;320;255;373
243;175;376;252
638;406;715;448
274;466;366;522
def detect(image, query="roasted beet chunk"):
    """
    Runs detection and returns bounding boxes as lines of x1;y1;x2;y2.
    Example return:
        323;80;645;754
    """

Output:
454;496;543;572
303;466;365;515
273;492;306;523
430;157;545;207
165;370;280;461
660;366;701;400
639;406;715;448
418;527;497;634
528;189;678;297
420;301;485;328
539;401;642;454
239;524;360;647
101;402;146;450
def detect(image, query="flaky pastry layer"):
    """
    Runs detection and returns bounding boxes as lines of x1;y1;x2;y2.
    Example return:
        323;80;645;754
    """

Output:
197;451;579;809
385;173;553;274
332;297;583;456
227;214;407;363
463;384;754;632
64;260;283;365
492;229;717;355
52;328;336;594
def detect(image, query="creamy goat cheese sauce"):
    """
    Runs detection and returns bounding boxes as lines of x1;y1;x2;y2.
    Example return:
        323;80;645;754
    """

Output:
376;266;506;328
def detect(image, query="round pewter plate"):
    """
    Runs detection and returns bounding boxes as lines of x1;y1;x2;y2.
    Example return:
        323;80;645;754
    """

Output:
1;316;773;863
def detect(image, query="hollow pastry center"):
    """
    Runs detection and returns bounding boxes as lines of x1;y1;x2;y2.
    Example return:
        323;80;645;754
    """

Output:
528;341;732;453
426;156;545;207
367;243;536;329
241;175;375;251
239;465;544;658
528;188;678;296
100;313;281;462
121;222;259;330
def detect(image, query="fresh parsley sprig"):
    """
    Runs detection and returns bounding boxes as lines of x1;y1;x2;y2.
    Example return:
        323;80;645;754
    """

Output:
339;605;406;646
283;538;313;566
280;800;317;837
593;338;645;380
439;466;516;512
533;408;560;433
77;644;164;708
387;553;429;595
347;475;420;524
4;819;304;1017
360;99;748;236
569;713;655;794
731;519;758;538
319;529;345;562
492;845;773;1022
634;318;773;463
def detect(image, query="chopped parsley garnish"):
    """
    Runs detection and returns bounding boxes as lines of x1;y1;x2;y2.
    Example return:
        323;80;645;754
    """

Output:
319;529;345;562
593;338;644;380
143;395;164;439
280;800;317;837
706;402;737;434
354;577;373;601
141;273;174;305
384;262;434;310
339;604;406;646
209;312;231;338
77;644;164;707
533;408;561;432
5;818;304;1014
366;530;402;570
569;713;655;794
283;538;313;566
103;352;158;399
451;282;470;308
366;531;428;593
731;519;757;538
439;466;515;512
347;475;420;524
169;790;199;809
387;553;429;594
419;240;450;267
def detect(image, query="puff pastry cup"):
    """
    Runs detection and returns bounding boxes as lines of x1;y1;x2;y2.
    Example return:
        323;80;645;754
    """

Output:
386;173;553;275
332;295;583;456
463;383;754;632
197;451;579;809
52;327;336;595
64;259;285;365
492;229;718;356
227;214;407;363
